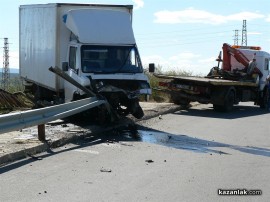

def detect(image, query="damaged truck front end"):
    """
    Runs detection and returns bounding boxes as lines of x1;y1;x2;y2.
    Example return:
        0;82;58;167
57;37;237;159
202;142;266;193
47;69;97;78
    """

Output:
64;44;151;119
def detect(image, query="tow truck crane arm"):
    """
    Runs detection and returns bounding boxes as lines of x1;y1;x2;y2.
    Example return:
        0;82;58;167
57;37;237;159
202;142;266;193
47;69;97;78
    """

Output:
222;43;263;77
222;43;250;71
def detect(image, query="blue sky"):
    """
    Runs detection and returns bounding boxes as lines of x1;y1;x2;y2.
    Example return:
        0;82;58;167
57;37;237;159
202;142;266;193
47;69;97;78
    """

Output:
0;0;270;75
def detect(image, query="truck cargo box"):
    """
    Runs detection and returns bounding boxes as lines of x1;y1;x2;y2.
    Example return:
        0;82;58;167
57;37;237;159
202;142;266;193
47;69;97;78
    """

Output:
19;3;133;92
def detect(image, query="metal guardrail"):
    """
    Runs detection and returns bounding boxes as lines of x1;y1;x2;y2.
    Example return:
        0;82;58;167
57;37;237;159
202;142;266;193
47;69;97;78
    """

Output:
0;97;106;137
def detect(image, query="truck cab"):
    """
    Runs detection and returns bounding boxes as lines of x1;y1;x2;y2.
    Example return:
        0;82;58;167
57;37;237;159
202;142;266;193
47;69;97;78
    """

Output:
65;43;149;99
63;8;151;118
64;42;150;118
229;46;270;90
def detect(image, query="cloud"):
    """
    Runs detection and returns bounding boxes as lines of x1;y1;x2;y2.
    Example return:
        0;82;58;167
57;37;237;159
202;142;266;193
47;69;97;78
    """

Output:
169;52;201;62
226;12;264;21
132;0;144;9
199;57;217;64
154;9;226;24
142;52;216;75
154;8;264;25
266;15;270;22
142;55;171;69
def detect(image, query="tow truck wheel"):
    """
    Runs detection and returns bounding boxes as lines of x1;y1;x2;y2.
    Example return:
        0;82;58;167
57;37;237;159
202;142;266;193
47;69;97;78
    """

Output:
170;95;190;108
218;91;234;112
223;91;234;112
213;91;234;112
259;89;269;109
213;104;223;112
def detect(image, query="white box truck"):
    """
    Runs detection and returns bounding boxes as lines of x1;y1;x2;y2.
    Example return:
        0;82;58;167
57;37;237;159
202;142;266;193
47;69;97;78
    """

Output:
19;3;151;119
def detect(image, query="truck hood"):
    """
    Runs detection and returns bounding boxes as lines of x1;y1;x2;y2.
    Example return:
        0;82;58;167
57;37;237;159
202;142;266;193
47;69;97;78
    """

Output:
63;9;135;45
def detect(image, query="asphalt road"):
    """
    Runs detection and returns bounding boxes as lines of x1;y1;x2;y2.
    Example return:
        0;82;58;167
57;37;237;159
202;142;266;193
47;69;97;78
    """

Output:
0;102;269;202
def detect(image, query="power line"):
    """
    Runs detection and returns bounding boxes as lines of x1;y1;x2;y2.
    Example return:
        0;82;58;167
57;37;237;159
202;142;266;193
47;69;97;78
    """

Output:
138;35;226;48
137;30;232;46
138;28;234;44
135;24;238;36
137;29;232;40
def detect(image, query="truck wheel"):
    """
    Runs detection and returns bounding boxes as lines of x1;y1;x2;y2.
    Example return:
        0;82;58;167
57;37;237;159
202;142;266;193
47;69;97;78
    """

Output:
178;99;191;109
129;100;144;119
213;104;223;112
259;89;269;109
132;105;144;119
223;91;234;112
171;95;190;108
97;104;114;124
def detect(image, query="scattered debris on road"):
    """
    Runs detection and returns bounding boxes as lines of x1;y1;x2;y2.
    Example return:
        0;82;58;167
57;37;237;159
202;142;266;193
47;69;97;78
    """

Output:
100;168;112;173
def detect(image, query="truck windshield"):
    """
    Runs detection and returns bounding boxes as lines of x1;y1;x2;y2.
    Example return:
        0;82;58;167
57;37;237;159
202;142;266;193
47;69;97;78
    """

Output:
81;45;143;73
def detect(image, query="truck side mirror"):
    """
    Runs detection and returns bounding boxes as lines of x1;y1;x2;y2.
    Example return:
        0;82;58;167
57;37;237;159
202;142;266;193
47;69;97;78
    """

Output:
149;63;155;73
62;62;69;71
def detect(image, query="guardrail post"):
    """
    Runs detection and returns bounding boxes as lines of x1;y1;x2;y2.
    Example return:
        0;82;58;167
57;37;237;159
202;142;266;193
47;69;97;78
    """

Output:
38;124;45;141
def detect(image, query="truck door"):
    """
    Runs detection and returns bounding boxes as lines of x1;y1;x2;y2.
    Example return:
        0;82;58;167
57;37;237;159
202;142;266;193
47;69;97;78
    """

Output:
64;45;81;102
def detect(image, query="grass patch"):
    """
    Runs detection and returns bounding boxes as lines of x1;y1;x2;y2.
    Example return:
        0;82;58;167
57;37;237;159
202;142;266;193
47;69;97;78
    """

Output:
145;66;198;103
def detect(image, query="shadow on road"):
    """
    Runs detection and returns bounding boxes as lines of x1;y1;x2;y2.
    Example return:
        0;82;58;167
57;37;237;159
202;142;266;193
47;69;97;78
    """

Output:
174;104;269;119
1;121;270;174
0;133;106;174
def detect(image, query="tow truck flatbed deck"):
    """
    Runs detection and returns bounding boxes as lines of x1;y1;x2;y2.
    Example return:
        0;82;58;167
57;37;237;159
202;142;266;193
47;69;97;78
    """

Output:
153;73;258;87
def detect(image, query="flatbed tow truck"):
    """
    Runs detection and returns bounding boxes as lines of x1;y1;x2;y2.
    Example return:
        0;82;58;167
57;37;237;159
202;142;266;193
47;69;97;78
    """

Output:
151;43;270;112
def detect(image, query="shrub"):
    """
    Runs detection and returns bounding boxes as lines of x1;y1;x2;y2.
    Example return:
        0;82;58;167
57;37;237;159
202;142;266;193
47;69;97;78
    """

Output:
145;65;195;102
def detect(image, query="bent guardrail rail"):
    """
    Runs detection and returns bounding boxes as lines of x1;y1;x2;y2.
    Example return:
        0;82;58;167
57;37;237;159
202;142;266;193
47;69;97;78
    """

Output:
0;97;106;140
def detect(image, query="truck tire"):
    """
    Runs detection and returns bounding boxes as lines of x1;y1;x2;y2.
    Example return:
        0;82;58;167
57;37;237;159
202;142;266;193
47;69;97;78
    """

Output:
213;104;223;112
223;91;234;112
259;89;269;109
170;95;190;108
213;91;234;112
132;105;144;119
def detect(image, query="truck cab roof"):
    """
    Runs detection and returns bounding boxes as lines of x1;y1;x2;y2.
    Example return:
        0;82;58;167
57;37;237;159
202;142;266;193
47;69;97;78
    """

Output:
63;8;135;45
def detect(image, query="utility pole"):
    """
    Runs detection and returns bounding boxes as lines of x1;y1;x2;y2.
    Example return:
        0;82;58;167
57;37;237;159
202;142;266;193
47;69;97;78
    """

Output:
1;37;10;90
241;20;247;46
233;29;239;45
